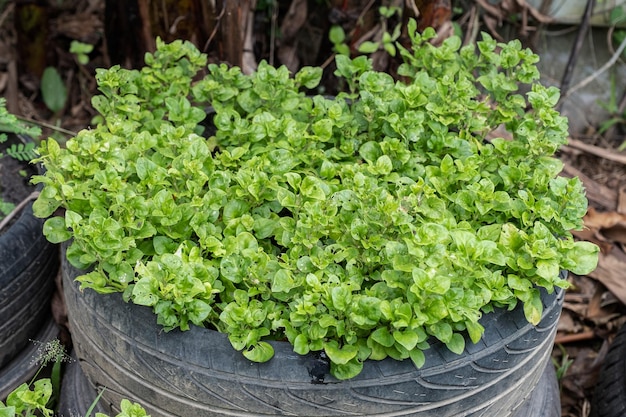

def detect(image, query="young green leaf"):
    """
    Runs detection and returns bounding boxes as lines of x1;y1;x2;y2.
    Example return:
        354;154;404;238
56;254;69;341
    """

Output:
41;67;67;113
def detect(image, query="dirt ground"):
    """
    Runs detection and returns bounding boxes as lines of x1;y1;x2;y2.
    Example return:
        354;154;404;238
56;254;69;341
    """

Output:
1;1;626;416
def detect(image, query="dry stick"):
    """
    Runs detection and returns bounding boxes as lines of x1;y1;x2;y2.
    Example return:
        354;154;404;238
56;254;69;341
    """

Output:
557;0;596;109
554;330;597;345
565;137;626;165
564;34;626;100
0;191;40;232
15;115;77;137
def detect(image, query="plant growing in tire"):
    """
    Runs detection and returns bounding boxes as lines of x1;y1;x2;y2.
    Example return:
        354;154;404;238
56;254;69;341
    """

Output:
33;21;598;416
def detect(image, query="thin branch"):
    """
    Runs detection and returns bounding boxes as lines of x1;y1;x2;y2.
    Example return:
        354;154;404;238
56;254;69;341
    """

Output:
565;137;626;165
564;34;626;99
554;330;597;345
558;0;596;106
15;115;78;137
0;191;40;232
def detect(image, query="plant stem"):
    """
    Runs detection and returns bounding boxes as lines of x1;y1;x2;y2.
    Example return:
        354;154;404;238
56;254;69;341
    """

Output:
16;115;77;137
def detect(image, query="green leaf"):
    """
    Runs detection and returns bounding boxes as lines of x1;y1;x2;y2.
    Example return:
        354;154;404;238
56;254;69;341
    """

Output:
445;333;465;355
330;286;351;311
300;176;327;200
293;333;310;355
32;187;61;218
358;41;379;54
465;320;484;344
329;25;346;45
536;259;559;280
0;405;16;417
41;67;67;112
409;348;426;368
428;321;452;343
271;269;296;293
374;155;393;175
331;357;363;380
393;329;418;351
42;217;72;243
295;66;322;89
324;340;359;365
566;241;599;275
370;327;395;347
243;341;274;362
523;289;543;325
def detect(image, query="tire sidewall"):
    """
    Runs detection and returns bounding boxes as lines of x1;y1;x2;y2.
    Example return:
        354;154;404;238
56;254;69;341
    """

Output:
63;246;564;417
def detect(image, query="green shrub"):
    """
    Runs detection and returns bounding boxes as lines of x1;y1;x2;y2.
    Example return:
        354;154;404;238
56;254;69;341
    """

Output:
33;21;598;379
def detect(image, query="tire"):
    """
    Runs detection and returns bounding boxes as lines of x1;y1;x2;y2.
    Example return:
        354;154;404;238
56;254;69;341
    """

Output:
0;134;59;368
63;251;564;417
591;322;626;417
0;318;59;400
58;351;108;417
511;361;561;417
57;353;562;417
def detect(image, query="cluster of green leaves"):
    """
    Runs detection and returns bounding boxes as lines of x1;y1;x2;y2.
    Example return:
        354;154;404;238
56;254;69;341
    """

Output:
0;384;148;417
0;98;41;159
33;23;598;380
0;98;41;218
330;5;402;57
0;339;149;417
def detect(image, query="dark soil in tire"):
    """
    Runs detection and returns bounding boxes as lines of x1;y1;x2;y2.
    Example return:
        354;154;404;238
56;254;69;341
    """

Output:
591;321;626;417
63;251;565;417
0;134;58;368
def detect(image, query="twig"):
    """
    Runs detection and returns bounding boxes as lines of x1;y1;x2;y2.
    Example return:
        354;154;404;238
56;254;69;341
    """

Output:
563;34;626;99
565;137;626;165
269;1;278;66
0;191;41;232
15;115;77;137
558;0;596;107
0;2;14;30
554;330;597;344
203;3;226;53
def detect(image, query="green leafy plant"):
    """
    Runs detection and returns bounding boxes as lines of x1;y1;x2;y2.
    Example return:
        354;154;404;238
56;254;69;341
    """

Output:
0;339;149;417
330;6;402;57
40;67;67;114
552;343;574;384
0;98;41;219
70;40;94;65
32;22;599;380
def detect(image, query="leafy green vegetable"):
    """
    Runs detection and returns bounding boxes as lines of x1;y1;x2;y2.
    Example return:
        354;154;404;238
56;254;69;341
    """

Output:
32;28;598;380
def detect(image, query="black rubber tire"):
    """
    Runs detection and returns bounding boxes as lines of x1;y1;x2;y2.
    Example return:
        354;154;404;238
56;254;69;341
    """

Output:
591;322;626;417
0;318;59;400
63;252;564;417
58;351;108;417
57;353;561;417
511;360;561;417
0;135;59;368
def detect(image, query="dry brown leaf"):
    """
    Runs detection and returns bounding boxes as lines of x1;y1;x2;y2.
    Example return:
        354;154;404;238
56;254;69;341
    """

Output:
583;207;626;245
415;0;451;32
588;246;626;305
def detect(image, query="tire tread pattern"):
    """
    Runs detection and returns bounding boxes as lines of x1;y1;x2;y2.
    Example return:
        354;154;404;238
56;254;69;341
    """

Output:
63;254;564;417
